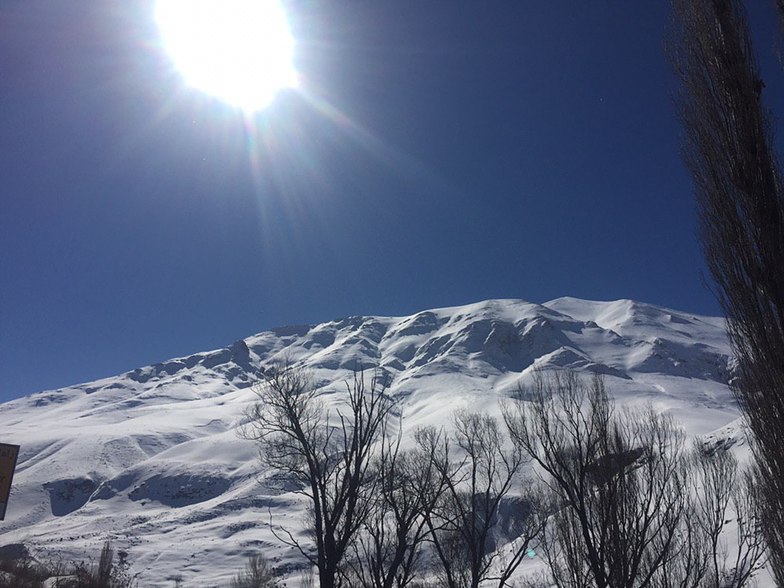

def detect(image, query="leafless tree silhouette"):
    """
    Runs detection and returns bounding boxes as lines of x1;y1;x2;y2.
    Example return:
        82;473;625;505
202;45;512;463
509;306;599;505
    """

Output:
343;427;444;588
241;365;395;588
424;411;544;588
230;553;279;588
690;443;766;587
671;0;784;579
503;371;761;588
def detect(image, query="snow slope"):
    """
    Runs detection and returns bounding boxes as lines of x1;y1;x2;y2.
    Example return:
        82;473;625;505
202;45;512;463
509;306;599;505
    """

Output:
0;298;749;586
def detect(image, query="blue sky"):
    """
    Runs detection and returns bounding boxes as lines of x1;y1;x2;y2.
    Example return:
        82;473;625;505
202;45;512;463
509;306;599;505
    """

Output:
2;1;783;401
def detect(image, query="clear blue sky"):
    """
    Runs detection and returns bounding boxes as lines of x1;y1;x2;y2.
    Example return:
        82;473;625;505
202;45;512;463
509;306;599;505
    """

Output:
2;2;783;401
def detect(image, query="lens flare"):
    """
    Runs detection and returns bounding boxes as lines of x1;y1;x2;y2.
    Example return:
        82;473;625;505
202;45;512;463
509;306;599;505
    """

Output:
155;0;297;112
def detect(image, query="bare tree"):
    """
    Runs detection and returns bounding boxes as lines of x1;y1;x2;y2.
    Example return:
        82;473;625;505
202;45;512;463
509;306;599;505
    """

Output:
240;365;395;588
504;370;767;588
424;411;543;588
344;428;445;588
503;371;692;588
691;444;766;588
671;0;784;579
230;554;279;588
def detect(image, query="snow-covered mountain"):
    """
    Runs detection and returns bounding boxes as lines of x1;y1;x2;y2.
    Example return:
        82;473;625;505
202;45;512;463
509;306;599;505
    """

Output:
0;298;746;586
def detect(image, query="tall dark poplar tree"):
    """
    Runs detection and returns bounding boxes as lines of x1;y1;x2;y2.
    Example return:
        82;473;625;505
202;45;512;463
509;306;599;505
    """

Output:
671;0;784;580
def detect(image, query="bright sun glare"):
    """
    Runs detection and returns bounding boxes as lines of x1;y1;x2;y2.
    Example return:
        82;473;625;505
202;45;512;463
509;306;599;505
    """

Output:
155;0;297;112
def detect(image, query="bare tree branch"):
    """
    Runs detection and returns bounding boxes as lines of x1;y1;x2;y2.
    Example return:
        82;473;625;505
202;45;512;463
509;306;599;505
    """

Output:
240;363;395;588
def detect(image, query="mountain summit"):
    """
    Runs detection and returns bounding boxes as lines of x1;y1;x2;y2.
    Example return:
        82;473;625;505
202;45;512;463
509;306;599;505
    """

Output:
0;298;741;586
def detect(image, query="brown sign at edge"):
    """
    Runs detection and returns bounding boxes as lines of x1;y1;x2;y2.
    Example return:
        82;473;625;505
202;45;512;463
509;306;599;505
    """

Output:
0;444;20;521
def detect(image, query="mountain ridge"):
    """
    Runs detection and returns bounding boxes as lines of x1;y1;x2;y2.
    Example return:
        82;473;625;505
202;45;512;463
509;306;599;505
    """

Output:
0;297;742;586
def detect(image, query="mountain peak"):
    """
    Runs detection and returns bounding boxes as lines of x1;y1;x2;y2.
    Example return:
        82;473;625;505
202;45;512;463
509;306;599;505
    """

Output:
0;298;738;586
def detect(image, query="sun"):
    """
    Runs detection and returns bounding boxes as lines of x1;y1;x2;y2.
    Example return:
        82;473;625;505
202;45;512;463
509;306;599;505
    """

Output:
155;0;297;112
